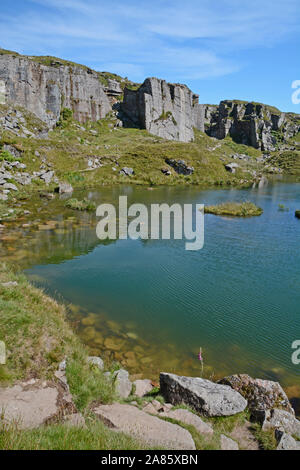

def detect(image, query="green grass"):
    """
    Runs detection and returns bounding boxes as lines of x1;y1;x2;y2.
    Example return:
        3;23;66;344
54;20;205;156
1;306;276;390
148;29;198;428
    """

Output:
0;263;115;412
65;198;96;211
0;419;152;450
204;201;263;217
251;423;277;450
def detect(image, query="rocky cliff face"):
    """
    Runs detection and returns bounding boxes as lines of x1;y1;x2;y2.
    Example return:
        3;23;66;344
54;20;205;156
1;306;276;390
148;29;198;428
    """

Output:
0;54;112;128
0;51;299;148
194;100;300;151
122;78;199;142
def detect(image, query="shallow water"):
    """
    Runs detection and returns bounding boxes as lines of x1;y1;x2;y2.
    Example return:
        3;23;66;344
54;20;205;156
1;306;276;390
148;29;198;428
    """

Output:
1;180;300;400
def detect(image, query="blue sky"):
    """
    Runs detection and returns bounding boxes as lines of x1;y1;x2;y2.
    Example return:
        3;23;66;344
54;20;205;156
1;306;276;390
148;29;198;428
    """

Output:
0;0;299;111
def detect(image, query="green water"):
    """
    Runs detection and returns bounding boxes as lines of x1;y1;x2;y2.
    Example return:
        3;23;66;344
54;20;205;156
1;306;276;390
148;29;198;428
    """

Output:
2;180;300;399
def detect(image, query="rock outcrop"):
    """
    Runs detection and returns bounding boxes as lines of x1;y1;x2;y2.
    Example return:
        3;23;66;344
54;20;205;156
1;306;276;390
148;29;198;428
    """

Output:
0;53;111;128
160;373;247;417
195;100;300;151
219;374;294;415
122;78;198;142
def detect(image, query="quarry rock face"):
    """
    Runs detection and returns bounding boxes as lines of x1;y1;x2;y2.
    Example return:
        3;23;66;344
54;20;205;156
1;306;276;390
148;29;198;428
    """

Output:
122;77;198;142
0;54;112;128
197;100;300;151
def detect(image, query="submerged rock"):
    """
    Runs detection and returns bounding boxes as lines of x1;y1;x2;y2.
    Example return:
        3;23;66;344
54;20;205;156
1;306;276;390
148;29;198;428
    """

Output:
160;373;247;417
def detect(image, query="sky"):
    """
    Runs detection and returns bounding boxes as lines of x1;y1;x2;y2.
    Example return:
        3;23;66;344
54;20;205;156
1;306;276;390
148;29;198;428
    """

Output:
0;0;299;112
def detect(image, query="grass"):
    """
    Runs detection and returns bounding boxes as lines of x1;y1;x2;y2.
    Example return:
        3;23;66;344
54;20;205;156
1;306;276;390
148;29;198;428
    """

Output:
251;423;277;450
295;210;300;219
0;263;114;412
0;103;264;193
204;201;263;217
65;198;96;211
0;419;152;450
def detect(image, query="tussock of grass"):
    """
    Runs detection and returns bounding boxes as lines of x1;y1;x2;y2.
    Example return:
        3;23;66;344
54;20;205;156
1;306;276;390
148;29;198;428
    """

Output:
204;201;263;217
251;423;277;450
65;198;96;211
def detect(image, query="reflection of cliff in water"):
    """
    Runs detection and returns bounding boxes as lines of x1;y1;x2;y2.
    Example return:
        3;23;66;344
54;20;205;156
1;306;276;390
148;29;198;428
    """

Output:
1;214;116;269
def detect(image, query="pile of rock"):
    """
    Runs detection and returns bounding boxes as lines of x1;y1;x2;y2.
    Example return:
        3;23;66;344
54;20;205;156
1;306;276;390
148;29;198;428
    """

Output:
165;158;194;175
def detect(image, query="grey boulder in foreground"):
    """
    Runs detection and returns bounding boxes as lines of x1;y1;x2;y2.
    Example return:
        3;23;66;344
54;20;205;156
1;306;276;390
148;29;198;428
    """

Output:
94;403;196;450
160;373;247;417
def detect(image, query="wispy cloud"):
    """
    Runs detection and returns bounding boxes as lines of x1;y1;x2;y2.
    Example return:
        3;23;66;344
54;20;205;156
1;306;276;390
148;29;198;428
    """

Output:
0;0;299;85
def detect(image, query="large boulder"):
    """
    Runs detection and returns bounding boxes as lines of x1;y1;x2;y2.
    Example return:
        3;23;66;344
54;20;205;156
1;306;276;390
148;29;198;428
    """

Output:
160;373;247;417
218;374;294;415
94;403;196;450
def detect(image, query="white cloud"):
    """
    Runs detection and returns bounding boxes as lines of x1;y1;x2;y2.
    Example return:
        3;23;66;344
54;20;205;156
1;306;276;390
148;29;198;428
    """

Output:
0;0;299;82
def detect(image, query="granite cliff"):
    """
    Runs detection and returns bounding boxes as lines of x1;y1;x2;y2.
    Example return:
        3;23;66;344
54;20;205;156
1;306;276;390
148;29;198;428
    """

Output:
196;100;300;151
122;77;198;142
0;49;299;149
0;52;112;127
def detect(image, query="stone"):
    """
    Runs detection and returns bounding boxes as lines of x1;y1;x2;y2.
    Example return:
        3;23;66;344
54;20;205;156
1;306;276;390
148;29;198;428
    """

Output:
113;369;132;398
3;183;18;191
122;77;198;142
0;383;59;429
63;413;86;428
56;182;73;194
93;403;196;450
162;409;214;435
58;359;66;371
275;429;300;450
165;159;194;175
261;409;300;437
220;434;239;450
40;171;54;184
143;402;160;415
225;162;239;174
0;54;112;127
119;167;134;176
133;379;154;397
219;374;294;415
160;373;247;417
87;356;104;370
200;100;300;151
1;281;18;287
